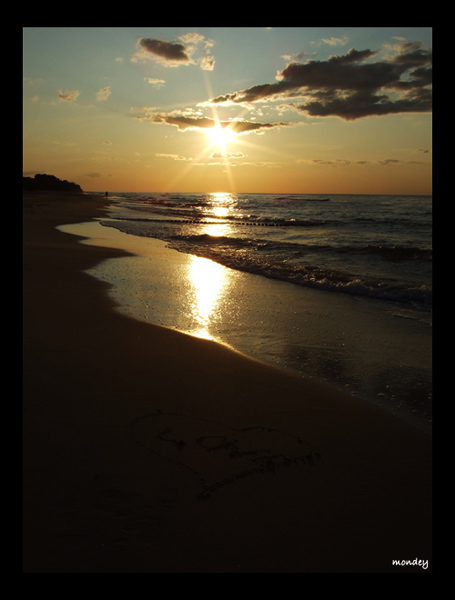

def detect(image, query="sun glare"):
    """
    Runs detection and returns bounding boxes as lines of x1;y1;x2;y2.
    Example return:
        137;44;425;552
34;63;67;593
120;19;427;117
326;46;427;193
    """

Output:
206;124;235;153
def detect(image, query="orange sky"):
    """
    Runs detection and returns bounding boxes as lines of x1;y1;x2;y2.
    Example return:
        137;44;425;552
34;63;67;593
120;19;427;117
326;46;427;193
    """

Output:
23;27;432;195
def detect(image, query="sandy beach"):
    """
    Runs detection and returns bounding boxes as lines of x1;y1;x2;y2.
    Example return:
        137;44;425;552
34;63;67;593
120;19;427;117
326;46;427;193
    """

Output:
23;191;432;573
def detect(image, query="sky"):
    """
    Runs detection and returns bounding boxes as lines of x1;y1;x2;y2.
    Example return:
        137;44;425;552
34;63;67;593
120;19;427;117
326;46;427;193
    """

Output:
23;27;432;195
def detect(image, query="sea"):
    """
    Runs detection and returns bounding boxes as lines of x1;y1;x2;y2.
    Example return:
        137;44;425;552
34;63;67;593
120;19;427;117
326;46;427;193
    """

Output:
67;192;432;430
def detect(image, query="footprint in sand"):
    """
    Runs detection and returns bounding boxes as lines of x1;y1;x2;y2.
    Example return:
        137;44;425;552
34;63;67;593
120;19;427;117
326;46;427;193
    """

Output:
130;411;321;500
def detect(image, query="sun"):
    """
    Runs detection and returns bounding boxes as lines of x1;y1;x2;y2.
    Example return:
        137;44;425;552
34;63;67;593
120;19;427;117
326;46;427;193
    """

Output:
206;123;235;153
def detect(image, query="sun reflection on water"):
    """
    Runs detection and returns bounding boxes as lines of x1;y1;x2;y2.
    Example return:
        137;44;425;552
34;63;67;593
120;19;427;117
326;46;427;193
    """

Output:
213;205;229;218
202;221;231;237
209;192;235;212
203;192;235;237
187;255;228;340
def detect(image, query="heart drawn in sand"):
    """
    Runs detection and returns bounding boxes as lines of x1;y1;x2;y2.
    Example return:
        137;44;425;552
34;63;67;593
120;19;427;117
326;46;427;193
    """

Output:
131;411;321;500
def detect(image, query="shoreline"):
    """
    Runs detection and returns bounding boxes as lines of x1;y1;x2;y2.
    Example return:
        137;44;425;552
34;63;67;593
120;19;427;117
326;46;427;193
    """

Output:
60;216;432;431
23;191;432;572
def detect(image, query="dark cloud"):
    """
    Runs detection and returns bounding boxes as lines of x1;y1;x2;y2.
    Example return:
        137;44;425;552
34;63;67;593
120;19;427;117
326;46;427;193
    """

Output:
144;113;214;129
135;34;215;70
138;111;289;134
209;42;432;120
296;88;432;120
139;38;190;63
228;120;288;134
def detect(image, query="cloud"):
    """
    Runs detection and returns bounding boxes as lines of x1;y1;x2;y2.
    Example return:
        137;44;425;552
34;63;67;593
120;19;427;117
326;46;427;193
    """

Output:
96;86;111;101
209;42;432;120
137;109;290;135
138;38;190;63
58;89;80;103
155;153;192;161
298;158;426;167
145;77;166;87
210;152;245;159
133;33;215;70
322;36;348;46
199;55;215;71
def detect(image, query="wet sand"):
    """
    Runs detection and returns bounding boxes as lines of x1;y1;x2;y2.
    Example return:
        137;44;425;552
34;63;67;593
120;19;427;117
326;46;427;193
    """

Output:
60;218;432;428
23;191;432;572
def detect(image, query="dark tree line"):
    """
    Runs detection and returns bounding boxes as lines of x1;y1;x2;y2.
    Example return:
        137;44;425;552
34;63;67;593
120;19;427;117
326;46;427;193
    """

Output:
23;174;83;193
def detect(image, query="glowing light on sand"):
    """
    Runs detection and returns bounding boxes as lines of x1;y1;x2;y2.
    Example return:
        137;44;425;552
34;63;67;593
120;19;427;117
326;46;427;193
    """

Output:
188;255;227;340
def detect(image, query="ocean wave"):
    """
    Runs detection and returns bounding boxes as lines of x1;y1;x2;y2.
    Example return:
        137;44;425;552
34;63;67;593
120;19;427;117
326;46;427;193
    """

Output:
335;244;432;261
166;236;432;309
109;213;332;228
275;196;330;202
166;232;431;262
99;198;432;310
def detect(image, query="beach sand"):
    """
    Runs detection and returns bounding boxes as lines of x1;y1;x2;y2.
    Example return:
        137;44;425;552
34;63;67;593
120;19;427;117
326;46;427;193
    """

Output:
23;191;432;573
